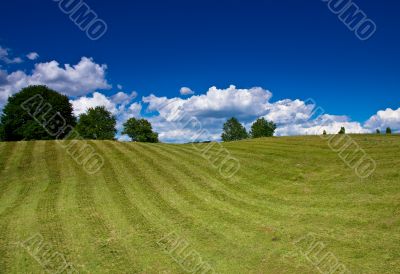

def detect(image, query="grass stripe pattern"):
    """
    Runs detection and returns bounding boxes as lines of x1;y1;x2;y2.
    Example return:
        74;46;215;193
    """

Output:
0;135;399;273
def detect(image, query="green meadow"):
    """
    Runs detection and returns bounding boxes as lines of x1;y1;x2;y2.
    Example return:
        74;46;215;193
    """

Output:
0;135;399;273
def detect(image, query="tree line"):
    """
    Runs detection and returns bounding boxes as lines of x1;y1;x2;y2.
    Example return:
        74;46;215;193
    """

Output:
0;86;159;142
0;86;393;142
0;86;278;143
376;128;392;134
221;117;276;142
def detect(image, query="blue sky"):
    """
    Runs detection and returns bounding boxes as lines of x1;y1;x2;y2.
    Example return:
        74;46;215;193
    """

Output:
0;0;399;142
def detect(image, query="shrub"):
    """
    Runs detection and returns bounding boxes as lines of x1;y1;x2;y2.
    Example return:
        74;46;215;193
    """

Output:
75;106;116;140
250;118;276;138
221;117;248;142
122;118;159;142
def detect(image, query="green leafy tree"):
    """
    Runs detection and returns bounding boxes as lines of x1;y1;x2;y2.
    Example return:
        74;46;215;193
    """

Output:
0;124;4;141
323;130;327;135
122;118;159;142
338;127;346;134
376;129;381;134
0;85;75;141
221;117;248;142
386;127;392;134
250;118;276;138
75;106;116;140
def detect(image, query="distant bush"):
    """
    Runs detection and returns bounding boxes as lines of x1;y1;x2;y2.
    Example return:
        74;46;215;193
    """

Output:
376;129;381;134
386;127;392;134
76;106;116;140
123;118;159;142
338;127;346;134
250;118;276;138
221;117;248;142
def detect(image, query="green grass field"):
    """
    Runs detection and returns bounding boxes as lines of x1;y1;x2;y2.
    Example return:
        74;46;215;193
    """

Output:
0;135;399;273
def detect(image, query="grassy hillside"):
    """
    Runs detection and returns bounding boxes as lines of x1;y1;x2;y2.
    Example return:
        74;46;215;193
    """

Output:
0;135;399;273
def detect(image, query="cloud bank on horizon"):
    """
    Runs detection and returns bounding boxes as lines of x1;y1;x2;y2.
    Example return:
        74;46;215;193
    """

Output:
0;52;399;143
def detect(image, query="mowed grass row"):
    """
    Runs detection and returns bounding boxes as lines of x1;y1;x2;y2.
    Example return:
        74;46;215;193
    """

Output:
0;135;399;273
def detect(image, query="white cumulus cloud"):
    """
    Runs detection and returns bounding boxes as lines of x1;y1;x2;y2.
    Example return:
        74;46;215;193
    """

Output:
0;47;396;144
142;85;374;143
0;57;111;108
145;85;272;120
364;107;400;132
262;99;315;125
275;114;368;136
180;87;195;95
31;57;111;96
26;52;39;60
71;92;118;116
111;91;138;105
0;46;23;64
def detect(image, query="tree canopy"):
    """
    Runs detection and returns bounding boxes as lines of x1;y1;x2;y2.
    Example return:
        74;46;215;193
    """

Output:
250;118;276;138
75;106;116;140
0;85;75;141
338;127;346;134
386;127;392;134
122;118;159;142
221;117;248;142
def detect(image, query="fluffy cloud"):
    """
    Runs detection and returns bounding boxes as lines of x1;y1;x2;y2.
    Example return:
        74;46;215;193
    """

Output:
146;85;272;120
111;91;138;104
0;70;8;85
0;52;143;140
127;102;142;117
30;57;111;96
142;85;272;142
0;47;396;143
180;87;195;95
0;46;23;64
26;52;39;60
71;91;140;115
68;86;397;143
71;92;118;116
262;99;315;124
117;102;142;132
143;86;266;142
142;85;374;143
183;85;271;119
275;114;368;136
0;57;111;108
364;107;400;131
